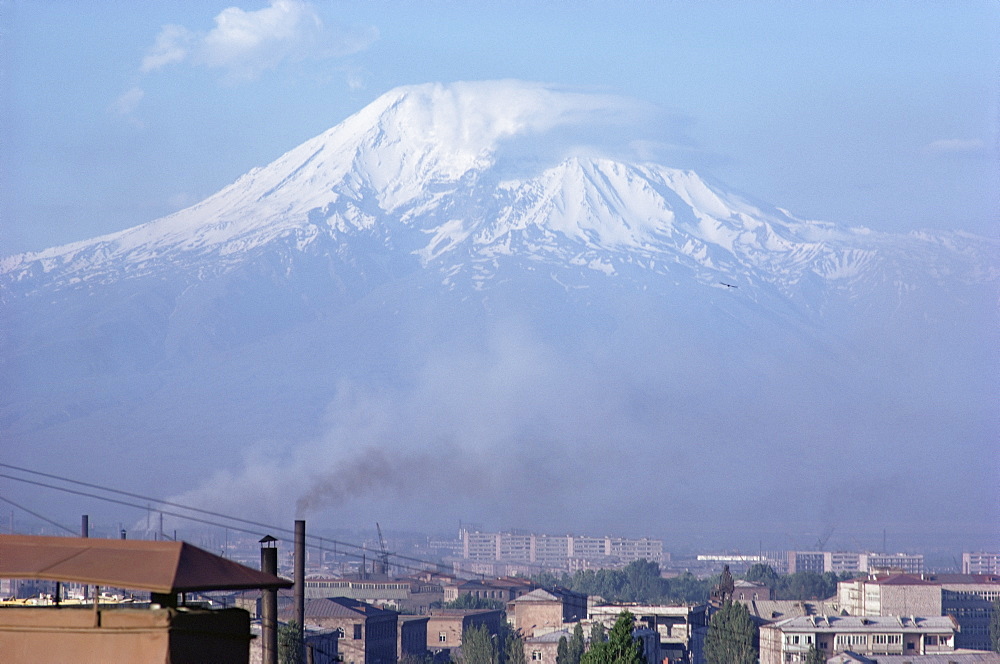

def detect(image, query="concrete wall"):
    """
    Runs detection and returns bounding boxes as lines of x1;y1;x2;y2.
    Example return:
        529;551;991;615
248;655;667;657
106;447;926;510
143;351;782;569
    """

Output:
0;606;250;664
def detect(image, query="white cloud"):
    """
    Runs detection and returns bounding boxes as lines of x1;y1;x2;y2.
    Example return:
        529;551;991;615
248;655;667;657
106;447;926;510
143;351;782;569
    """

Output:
139;0;377;81
110;86;145;115
924;138;986;155
108;86;145;126
141;24;194;72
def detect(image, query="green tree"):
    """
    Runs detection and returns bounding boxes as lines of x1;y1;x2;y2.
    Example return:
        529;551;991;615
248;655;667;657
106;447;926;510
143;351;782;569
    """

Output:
557;636;570;664
744;563;779;589
804;644;825;664
991;598;1000;653
775;571;837;601
589;621;607;645
567;622;586;664
505;630;526;664
704;600;757;664
462;624;498;664
581;611;645;664
665;571;713;603
447;594;506;610
278;620;304;664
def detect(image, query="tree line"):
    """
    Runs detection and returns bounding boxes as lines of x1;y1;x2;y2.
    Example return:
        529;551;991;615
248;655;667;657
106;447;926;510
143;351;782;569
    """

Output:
532;560;851;605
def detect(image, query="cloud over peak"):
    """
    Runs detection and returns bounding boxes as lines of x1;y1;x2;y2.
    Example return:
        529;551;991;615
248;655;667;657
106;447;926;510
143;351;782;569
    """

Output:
140;0;377;80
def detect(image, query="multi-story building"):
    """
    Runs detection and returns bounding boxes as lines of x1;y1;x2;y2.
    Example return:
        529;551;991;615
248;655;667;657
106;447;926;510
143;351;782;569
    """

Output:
397;615;428;662
284;597;398;664
785;552;924;575
787;551;827;574
932;573;1000;651
425;608;504;653
508;587;587;637
837;573;1000;651
837;575;941;617
759;615;958;664
589;603;707;664
865;553;924;575
442;577;537;603
964;552;1000;575
303;577;444;615
460;530;663;570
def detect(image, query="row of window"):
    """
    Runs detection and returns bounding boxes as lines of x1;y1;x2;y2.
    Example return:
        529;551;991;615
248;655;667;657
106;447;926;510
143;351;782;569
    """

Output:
305;582;409;590
871;634;903;645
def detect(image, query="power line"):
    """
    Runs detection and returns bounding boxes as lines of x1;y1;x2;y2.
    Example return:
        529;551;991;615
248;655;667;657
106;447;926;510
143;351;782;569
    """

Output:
0;466;466;577
0;462;290;537
0;493;76;536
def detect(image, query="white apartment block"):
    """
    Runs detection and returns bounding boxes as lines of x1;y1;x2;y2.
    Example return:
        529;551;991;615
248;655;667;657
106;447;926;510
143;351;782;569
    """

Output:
786;551;924;575
963;552;1000;575
460;530;663;568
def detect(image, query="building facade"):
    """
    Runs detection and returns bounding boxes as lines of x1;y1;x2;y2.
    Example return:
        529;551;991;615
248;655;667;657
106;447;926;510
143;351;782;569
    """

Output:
963;553;1000;575
461;530;663;569
837;573;1000;651
786;552;925;575
508;588;587;638
286;597;399;664
425;609;504;653
759;615;958;664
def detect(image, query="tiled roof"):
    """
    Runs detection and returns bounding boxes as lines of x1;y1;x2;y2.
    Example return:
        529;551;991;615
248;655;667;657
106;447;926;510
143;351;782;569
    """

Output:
286;597;397;620
870;574;938;586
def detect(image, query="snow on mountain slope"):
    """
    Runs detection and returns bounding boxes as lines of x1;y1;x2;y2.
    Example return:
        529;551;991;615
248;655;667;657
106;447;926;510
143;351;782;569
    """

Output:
1;81;995;304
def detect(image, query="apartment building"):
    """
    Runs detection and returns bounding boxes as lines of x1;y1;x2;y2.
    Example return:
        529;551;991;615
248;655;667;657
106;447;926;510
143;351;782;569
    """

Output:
964;552;1000;575
460;530;663;569
759;615;958;664
786;551;925;575
837;573;1000;651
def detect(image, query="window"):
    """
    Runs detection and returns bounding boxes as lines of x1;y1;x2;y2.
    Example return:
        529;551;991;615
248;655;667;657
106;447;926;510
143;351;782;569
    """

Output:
531;652;543;661
354;624;363;640
439;632;447;643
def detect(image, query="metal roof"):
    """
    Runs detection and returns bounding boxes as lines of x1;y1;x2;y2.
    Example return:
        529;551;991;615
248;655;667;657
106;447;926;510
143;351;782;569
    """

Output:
765;614;958;633
0;534;292;594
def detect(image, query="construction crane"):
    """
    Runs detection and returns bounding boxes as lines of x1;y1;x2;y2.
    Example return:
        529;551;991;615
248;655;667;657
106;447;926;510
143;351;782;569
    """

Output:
375;523;390;576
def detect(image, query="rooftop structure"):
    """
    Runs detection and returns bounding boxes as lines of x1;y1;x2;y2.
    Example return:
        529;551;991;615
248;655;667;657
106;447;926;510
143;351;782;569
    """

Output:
0;534;291;664
759;615;959;664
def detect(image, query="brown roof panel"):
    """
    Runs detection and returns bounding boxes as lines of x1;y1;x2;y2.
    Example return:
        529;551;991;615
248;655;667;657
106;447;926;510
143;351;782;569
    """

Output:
0;534;292;594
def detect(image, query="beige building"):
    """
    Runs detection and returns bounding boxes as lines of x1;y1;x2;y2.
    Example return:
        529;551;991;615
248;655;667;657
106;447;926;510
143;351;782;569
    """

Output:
759;615;958;664
442;576;537;603
508;588;587;638
837;573;1000;651
589;603;706;664
838;574;941;617
425;608;504;652
282;597;398;664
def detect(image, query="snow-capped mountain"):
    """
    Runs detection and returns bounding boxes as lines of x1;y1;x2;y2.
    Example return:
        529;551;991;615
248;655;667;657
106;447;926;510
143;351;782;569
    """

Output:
1;81;996;533
3;81;993;304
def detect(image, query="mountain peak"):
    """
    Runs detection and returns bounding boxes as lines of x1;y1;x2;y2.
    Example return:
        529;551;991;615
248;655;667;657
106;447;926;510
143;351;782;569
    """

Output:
1;81;994;303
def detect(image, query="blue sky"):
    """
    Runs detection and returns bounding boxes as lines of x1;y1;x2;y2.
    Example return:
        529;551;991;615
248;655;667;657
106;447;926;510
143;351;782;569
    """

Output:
2;0;997;255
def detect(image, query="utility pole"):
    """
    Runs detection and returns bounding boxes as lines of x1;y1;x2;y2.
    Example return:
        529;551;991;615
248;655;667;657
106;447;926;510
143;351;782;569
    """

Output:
260;536;279;664
294;520;306;661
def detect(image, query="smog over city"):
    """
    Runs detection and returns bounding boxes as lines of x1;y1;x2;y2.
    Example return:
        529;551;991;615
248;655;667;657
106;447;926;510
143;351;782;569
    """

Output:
1;1;997;562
